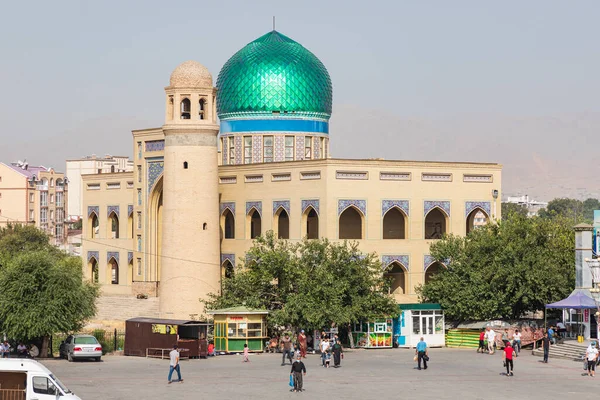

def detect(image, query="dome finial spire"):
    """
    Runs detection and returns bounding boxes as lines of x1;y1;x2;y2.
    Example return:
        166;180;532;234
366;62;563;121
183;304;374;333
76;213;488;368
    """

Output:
272;16;275;31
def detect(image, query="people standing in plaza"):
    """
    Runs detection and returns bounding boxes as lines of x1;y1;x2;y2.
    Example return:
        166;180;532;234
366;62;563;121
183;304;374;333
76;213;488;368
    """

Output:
290;358;307;392
477;329;486;353
168;345;183;384
0;340;9;358
332;340;343;368
486;327;496;354
512;329;521;357
502;341;514;376
243;343;250;362
415;337;428;370
319;337;330;367
281;333;293;366
541;332;550;363
586;341;599;377
298;330;307;359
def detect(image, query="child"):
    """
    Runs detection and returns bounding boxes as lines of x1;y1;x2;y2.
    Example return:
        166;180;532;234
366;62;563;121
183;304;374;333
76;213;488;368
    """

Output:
325;349;331;368
243;343;249;362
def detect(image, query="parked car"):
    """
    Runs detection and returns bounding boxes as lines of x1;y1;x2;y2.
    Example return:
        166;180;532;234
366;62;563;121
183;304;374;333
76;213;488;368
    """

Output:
59;335;102;362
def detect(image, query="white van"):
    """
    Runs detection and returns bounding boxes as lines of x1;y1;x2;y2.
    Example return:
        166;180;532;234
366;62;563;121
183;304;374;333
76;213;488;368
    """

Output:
0;359;82;399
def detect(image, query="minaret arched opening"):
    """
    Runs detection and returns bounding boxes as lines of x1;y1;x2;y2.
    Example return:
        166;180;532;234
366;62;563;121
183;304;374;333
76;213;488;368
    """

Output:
180;98;191;119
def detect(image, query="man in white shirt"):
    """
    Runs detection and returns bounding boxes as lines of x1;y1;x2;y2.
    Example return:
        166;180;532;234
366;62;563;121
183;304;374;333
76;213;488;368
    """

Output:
319;337;330;367
486;328;496;354
0;340;10;358
168;345;183;384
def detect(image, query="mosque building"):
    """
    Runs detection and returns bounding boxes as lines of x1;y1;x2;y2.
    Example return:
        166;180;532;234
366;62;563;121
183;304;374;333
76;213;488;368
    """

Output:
80;30;502;324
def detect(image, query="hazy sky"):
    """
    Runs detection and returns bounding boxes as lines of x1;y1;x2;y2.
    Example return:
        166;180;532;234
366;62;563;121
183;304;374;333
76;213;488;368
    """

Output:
1;1;598;199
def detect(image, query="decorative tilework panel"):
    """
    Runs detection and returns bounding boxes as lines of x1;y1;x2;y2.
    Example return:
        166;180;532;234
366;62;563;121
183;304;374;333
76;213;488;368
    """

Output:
424;201;450;217
128;204;134;216
296;136;304;160
145;140;165;152
87;251;99;263
314;136;321;159
382;200;409;217
222;140;227;165
424;255;436;271
235;135;243;165
107;251;119;263
338;199;367;216
221;253;235;268
107;205;120;218
273;200;290;215
128;252;133;264
465;201;491;217
246;201;262;216
220;202;236;215
274;135;284;162
301;199;320;215
87;206;99;218
324;139;328;159
147;161;164;193
381;255;410;271
252;135;262;163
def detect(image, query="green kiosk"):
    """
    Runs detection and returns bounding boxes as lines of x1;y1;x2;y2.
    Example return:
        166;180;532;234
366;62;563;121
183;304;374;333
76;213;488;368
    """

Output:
208;306;269;353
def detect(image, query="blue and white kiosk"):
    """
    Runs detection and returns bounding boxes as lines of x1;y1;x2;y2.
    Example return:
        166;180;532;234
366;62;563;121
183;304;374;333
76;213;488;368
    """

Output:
394;303;445;348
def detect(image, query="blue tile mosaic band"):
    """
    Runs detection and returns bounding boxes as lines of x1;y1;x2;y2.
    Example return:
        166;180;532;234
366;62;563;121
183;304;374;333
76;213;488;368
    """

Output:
382;200;409;217
107;251;119;263
381;255;410;271
220;253;235;268
246;201;262;216
220;202;236;215
87;206;99;218
338;199;367;216
424;201;450;217
301;199;320;215
424;255;436;271
273;200;291;215
147;161;164;193
128;252;133;264
220;119;329;134
128;205;134;216
107;205;120;218
145;140;165;152
465;201;491;217
87;251;99;263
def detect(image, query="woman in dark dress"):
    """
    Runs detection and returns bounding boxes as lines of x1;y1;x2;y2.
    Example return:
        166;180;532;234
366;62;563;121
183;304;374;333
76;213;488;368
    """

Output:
332;340;343;367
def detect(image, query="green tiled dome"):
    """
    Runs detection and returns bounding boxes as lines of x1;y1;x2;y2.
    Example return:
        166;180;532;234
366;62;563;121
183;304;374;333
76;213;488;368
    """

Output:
216;31;332;120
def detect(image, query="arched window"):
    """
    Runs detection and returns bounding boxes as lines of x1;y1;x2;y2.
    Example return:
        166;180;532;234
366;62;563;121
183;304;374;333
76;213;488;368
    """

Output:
223;209;235;239
275;208;289;239
110;165;115;173
384;262;407;295
167;96;174;120
339;206;363;239
199;98;206;120
109;258;119;285
425;262;443;285
466;209;489;234
183;161;188;169
108;212;119;239
424;208;447;239
250;210;261;239
305;208;319;239
382;208;407;239
128;213;134;239
222;260;234;279
89;214;99;238
180;98;191;119
90;258;99;284
49;178;54;187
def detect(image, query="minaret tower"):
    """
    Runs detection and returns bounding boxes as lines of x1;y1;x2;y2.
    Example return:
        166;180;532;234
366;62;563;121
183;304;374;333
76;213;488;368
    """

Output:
159;61;220;319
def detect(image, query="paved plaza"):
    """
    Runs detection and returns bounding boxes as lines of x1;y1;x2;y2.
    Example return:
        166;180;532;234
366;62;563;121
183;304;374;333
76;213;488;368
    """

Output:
42;348;594;400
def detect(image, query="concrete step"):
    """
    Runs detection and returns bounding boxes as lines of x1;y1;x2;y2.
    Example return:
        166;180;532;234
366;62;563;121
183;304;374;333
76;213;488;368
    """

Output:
532;343;587;361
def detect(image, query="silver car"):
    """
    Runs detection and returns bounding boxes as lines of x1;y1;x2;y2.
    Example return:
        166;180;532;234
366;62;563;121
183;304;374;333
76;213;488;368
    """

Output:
59;335;102;362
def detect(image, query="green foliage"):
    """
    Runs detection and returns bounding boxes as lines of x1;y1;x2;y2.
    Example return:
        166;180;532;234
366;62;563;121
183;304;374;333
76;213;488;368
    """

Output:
501;202;528;220
0;224;58;260
205;232;397;331
71;218;83;230
416;214;575;322
538;197;599;223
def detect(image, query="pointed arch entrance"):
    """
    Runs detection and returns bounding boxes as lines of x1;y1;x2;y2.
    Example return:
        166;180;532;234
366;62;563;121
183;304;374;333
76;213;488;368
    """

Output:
302;206;319;239
425;208;447;239
247;208;262;239
339;206;364;239
149;176;163;281
383;207;407;239
384;262;408;295
274;207;290;239
425;262;444;285
466;208;489;234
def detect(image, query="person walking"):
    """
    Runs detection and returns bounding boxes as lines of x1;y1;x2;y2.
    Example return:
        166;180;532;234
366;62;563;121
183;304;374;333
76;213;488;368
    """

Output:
332;340;343;368
280;333;293;366
486;328;496;355
512;329;521;357
168;345;183;384
502;341;515;376
298;330;307;359
547;326;555;345
541;332;550;363
290;358;307;392
477;329;486;353
243;343;250;362
586;341;598;377
319;337;330;367
415;337;428;370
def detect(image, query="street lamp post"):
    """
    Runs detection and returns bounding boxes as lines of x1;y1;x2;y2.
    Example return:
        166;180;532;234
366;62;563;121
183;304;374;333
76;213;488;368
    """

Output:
585;258;600;339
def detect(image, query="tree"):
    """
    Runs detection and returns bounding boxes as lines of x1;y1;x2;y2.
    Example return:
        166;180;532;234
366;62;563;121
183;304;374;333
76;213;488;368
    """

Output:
0;224;58;258
0;226;99;357
583;198;600;222
205;232;397;333
501;202;528;219
416;214;574;322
